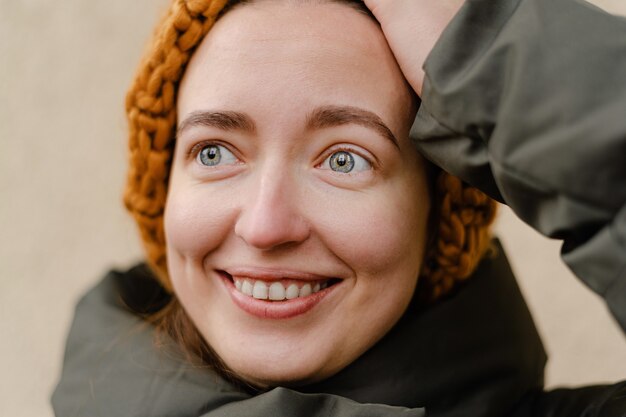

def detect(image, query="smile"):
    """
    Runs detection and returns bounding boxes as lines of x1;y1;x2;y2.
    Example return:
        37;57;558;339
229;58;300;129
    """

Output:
233;276;331;300
218;269;342;319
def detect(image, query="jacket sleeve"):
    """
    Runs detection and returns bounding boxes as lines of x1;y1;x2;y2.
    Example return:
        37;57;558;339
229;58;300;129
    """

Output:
51;271;424;417
410;0;626;332
510;382;626;417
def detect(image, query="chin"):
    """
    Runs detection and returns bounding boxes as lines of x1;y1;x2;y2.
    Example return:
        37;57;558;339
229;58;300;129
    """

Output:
216;337;350;387
231;363;331;387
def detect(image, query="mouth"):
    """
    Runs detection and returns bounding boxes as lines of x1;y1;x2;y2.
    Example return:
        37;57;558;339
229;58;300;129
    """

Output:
217;269;343;319
227;273;341;301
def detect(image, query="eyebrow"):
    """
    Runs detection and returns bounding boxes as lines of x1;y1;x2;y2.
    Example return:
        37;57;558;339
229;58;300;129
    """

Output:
306;105;398;147
177;105;398;147
177;110;256;136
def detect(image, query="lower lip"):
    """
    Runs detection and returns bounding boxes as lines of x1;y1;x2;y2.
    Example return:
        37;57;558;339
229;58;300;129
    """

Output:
218;272;338;319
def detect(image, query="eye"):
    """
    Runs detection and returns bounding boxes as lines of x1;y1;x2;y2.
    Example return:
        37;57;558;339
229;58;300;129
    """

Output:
323;150;371;173
197;144;238;167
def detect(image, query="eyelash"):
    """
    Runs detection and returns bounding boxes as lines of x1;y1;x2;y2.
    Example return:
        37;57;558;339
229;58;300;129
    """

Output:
318;145;375;170
187;140;222;160
187;141;376;172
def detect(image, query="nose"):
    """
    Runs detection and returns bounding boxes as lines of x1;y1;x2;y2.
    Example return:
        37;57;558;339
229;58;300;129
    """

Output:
234;166;310;251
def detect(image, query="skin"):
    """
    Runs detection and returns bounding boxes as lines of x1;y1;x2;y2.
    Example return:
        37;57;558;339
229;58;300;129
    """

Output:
165;1;431;387
363;0;465;95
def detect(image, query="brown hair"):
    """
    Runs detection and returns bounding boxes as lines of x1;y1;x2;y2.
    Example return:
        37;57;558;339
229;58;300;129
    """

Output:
124;0;497;384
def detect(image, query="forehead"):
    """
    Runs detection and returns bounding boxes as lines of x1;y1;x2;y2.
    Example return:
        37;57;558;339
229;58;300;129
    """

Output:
178;1;414;132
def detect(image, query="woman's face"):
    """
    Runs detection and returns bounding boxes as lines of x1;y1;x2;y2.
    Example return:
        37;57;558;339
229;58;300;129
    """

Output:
165;1;430;386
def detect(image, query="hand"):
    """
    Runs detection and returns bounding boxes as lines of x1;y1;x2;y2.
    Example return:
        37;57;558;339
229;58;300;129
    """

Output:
362;0;465;96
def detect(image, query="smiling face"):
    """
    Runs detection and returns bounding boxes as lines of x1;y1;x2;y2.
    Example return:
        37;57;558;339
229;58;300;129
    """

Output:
164;0;431;386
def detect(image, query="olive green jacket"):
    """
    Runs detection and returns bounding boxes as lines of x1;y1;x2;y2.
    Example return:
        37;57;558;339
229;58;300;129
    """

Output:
412;0;626;333
51;246;624;417
53;245;547;417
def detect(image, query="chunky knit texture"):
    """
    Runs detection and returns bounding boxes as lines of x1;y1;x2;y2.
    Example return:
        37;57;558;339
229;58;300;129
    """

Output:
418;173;497;301
124;0;497;301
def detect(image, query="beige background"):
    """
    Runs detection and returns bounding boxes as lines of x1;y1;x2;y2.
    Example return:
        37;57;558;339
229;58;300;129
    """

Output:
1;0;625;416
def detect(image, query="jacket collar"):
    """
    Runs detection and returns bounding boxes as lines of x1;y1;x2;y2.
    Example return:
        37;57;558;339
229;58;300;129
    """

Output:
52;240;545;417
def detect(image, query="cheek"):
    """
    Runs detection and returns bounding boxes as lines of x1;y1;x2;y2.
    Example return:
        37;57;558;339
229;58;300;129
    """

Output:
164;184;235;260
163;184;237;320
314;183;430;278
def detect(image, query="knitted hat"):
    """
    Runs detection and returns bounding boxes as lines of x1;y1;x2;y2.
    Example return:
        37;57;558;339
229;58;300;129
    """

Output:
124;0;497;302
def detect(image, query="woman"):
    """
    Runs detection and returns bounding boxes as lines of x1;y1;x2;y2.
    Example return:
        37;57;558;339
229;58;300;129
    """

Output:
52;0;626;415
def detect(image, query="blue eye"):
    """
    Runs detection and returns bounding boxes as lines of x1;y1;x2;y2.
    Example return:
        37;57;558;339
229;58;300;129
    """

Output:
197;144;237;166
325;150;371;173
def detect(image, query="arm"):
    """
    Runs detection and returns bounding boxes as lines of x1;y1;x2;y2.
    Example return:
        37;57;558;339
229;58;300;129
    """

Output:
366;0;626;332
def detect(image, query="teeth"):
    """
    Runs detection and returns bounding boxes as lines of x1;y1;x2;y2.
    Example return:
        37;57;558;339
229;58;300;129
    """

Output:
269;282;286;301
299;283;312;297
241;280;253;296
232;277;331;301
285;284;299;299
252;281;269;299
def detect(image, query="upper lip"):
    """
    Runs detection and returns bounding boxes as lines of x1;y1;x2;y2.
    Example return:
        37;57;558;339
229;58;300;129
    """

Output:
221;266;335;282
